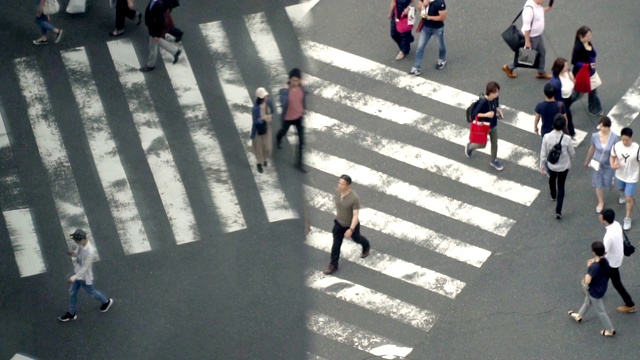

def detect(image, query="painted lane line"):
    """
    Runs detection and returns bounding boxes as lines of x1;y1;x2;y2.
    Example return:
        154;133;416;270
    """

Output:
304;111;539;206
307;310;413;358
158;47;246;233
244;13;288;98
107;39;198;245
304;185;491;268
0;111;27;210
11;354;37;360
61;48;151;254
301;40;588;145
13;57;97;257
199;21;299;223
304;74;539;171
285;0;320;28
306;270;437;331
607;74;640;135
4;209;46;277
304;149;515;236
307;227;464;298
306;353;328;360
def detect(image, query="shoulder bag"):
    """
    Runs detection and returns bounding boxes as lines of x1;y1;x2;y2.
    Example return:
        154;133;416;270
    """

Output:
589;133;610;172
547;134;564;165
591;71;602;91
394;1;413;33
501;6;533;52
623;231;635;257
43;0;60;15
574;64;591;93
256;104;269;136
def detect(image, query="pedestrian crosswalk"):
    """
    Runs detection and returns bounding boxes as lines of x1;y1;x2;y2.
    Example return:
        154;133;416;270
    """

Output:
0;5;601;359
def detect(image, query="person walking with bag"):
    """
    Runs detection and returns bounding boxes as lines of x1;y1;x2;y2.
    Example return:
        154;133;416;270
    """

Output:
109;0;142;37
567;241;615;337
323;175;371;275
409;0;447;75
502;0;552;79
571;26;603;116
58;229;113;322
549;58;578;140
139;0;181;72
276;68;308;173
252;87;274;174
599;209;637;314
33;0;64;45
610;127;640;230
388;0;414;61
540;115;575;219
465;81;505;171
584;117;619;213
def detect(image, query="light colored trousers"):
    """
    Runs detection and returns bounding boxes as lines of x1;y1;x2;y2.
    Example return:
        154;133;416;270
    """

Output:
147;37;178;68
252;125;273;164
578;294;613;330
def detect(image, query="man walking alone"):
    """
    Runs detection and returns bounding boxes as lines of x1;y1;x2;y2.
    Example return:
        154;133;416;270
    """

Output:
58;229;113;322
276;68;307;172
324;175;371;275
139;0;181;72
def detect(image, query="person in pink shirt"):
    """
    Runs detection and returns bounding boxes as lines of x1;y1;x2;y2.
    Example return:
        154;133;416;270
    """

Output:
276;68;307;172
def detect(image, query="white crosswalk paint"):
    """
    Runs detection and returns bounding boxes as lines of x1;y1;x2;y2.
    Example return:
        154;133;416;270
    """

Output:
304;74;539;171
607;74;640;135
301;40;588;145
107;39;199;245
4;209;46;277
307;227;464;298
306;353;328;360
307;270;437;331
244;13;288;97
11;354;37;360
158;47;246;233
304;149;515;236
304;111;540;205
304;185;491;268
199;21;299;223
285;0;320;28
307;310;413;358
13;57;97;258
61;48;151;254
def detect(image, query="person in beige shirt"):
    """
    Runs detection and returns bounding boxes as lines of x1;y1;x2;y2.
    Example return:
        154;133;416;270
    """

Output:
324;175;371;275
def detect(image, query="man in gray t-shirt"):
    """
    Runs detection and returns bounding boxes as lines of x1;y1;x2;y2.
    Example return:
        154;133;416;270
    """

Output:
324;175;371;275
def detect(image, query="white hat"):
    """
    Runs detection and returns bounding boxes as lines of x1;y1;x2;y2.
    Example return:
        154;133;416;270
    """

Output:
255;87;269;99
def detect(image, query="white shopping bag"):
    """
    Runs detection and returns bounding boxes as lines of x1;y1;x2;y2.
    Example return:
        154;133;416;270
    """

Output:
407;6;416;25
66;0;87;13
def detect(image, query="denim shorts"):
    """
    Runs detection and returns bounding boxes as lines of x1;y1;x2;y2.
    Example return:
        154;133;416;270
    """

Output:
616;178;637;197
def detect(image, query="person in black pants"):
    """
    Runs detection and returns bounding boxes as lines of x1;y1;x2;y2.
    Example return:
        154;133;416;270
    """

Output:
110;0;142;37
276;68;307;172
540;115;575;219
324;175;371;275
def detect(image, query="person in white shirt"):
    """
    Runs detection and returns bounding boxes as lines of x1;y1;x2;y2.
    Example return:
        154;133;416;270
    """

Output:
610;127;640;230
502;0;553;79
58;229;113;322
599;209;637;313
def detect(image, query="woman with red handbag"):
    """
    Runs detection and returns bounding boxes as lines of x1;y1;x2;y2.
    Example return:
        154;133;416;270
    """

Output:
387;0;414;61
571;26;603;116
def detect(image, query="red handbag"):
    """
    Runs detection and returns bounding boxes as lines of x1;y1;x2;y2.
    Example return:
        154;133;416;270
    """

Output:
469;118;490;145
394;3;413;33
574;64;591;93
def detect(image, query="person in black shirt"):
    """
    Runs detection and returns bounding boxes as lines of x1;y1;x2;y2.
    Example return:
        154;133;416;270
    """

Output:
571;26;603;116
465;81;505;171
534;83;565;138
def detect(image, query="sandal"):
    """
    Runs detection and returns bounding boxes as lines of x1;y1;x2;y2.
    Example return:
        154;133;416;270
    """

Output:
600;329;616;337
568;311;582;323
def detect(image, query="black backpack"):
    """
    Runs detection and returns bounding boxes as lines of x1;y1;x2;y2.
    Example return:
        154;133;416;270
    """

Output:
466;94;485;123
547;134;564;164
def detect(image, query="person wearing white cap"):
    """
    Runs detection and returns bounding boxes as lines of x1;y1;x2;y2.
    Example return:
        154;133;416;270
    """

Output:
58;229;113;322
252;87;275;173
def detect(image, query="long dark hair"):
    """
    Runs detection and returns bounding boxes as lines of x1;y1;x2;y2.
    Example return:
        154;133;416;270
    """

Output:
572;26;591;59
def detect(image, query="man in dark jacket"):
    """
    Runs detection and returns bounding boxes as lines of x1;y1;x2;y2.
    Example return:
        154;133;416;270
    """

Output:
140;0;181;72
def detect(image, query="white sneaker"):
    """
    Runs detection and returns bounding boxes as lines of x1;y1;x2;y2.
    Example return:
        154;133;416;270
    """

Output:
623;217;632;230
619;194;627;204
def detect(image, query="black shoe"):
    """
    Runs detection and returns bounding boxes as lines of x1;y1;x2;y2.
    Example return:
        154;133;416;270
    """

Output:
263;161;267;167
295;164;308;173
323;265;337;275
99;298;113;312
136;12;142;26
257;164;263;173
139;66;155;72
109;30;124;37
58;312;77;322
174;35;182;43
361;248;370;258
173;49;181;64
556;213;562;220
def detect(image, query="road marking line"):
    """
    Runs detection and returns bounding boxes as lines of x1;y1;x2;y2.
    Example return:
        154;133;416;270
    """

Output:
4;209;46;277
607;74;640;135
301;40;588;145
304;111;539;205
199;21;299;223
285;0;320;28
13;56;97;258
304;149;515;236
11;354;37;360
307;227;464;298
304;185;491;268
107;39;199;245
306;270;438;331
158;47;246;233
61;47;151;254
304;74;539;170
307;310;413;358
306;353;328;360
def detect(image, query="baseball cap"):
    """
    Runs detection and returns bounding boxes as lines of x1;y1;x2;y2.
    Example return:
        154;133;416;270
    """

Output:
255;87;269;99
70;229;87;241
